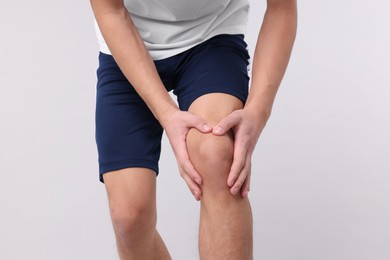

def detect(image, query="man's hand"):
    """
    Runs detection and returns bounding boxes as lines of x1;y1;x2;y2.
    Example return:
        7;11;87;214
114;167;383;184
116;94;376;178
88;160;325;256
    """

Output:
213;108;267;198
162;110;212;201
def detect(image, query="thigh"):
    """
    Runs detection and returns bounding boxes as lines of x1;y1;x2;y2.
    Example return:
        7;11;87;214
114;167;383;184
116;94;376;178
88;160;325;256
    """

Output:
188;93;243;126
173;34;250;112
95;52;164;183
103;168;157;217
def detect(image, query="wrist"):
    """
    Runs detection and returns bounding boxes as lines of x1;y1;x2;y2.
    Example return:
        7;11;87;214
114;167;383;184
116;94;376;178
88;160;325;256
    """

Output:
156;103;179;128
140;88;179;127
244;101;272;127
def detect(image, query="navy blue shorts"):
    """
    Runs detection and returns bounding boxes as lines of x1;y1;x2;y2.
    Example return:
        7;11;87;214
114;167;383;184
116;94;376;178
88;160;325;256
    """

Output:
95;34;250;183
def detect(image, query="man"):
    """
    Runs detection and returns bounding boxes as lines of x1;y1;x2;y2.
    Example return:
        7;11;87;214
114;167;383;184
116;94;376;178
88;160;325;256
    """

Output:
90;0;297;259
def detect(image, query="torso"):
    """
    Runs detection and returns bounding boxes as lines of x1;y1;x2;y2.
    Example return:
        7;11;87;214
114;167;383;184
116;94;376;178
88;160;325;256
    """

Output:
94;0;250;60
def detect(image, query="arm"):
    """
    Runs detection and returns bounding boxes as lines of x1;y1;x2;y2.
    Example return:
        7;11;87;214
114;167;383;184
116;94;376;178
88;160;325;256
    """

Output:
245;0;297;119
90;0;211;200
213;0;298;197
90;0;176;121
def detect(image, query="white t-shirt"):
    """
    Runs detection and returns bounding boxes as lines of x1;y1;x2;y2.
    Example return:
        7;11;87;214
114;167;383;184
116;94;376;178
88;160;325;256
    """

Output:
94;0;250;60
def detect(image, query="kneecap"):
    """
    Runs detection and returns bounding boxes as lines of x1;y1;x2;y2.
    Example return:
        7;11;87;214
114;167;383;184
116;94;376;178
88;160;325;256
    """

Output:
187;129;234;175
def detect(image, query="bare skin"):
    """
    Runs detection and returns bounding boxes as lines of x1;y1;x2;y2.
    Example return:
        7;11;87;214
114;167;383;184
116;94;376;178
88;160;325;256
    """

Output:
103;168;171;260
90;0;297;258
187;93;253;259
213;0;298;197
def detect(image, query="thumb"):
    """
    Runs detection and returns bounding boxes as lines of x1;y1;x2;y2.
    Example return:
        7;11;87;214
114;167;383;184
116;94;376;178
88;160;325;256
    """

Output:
189;114;212;133
213;111;240;135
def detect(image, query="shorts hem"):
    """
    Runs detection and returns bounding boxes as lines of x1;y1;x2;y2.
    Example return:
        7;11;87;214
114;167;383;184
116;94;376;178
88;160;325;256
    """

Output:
179;86;248;111
99;159;159;183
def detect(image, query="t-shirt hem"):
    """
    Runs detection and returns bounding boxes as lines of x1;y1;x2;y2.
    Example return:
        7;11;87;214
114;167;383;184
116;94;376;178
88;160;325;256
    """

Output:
98;25;247;60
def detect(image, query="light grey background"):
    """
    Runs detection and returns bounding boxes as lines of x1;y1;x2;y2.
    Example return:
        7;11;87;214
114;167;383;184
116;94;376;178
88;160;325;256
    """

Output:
0;1;389;259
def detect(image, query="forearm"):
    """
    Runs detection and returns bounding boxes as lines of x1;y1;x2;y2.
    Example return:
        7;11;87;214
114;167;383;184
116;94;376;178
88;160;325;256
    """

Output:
245;1;297;122
91;2;178;125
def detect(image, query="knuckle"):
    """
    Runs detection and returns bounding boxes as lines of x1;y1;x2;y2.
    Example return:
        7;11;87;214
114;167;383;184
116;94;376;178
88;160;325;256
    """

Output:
179;169;186;177
187;168;195;177
186;182;194;190
182;161;191;172
234;183;242;190
188;183;196;191
232;161;242;170
241;139;250;149
238;160;245;168
237;178;245;187
237;172;247;185
230;172;239;181
178;159;185;167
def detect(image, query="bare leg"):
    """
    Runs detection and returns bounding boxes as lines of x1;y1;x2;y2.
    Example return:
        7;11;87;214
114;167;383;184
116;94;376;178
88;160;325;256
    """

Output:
187;93;253;260
103;168;171;260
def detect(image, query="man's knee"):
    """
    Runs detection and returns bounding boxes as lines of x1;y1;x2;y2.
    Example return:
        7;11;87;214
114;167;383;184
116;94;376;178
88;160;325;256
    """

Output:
187;129;234;191
109;198;157;246
103;169;157;247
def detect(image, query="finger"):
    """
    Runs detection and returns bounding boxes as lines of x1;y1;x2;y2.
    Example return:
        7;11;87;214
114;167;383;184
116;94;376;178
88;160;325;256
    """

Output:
227;139;247;187
179;167;202;201
230;157;251;196
213;111;240;135
240;169;251;198
180;156;203;185
230;155;251;195
188;114;212;133
174;134;203;185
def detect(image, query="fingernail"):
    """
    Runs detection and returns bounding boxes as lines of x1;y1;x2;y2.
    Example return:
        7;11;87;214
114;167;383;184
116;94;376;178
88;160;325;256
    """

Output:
214;127;223;134
203;124;211;131
195;192;201;201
